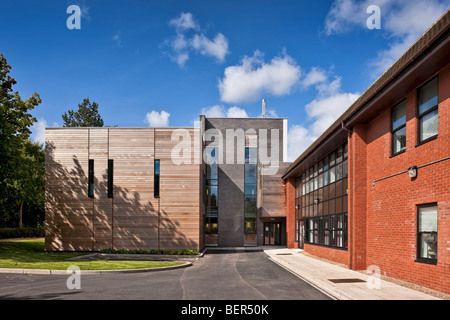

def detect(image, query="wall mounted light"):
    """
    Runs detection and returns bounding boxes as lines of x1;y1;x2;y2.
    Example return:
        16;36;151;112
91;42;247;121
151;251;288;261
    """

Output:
407;166;418;179
314;199;320;205
295;205;299;210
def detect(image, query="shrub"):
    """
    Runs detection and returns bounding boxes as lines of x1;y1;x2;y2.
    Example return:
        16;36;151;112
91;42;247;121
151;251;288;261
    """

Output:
0;226;45;239
99;248;200;255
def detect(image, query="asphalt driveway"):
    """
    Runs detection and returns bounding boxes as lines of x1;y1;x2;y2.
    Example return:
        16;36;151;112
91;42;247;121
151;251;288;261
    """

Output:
0;249;331;300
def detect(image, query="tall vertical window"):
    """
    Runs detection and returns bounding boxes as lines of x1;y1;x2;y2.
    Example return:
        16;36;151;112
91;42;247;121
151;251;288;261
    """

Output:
418;77;438;143
391;100;406;155
417;204;437;264
88;159;94;198
154;159;160;198
205;146;218;234
107;159;113;198
244;145;257;234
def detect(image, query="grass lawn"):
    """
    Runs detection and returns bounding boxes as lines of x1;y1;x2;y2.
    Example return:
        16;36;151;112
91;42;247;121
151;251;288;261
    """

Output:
0;238;185;271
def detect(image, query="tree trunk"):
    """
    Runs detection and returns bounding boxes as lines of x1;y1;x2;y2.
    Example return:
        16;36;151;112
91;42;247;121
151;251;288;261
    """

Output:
19;201;23;229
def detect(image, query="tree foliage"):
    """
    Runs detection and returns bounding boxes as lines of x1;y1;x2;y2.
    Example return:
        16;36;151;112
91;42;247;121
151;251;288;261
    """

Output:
62;97;104;127
0;53;43;227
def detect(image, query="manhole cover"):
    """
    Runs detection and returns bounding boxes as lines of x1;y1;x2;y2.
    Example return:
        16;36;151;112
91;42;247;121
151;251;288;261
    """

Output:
328;278;366;283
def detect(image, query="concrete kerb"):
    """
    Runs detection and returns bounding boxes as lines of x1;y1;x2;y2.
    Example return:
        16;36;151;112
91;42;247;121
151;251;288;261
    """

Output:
0;250;205;275
0;261;193;275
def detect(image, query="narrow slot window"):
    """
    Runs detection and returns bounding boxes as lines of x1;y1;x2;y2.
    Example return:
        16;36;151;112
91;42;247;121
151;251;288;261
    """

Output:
88;159;94;198
154;159;160;198
107;159;113;198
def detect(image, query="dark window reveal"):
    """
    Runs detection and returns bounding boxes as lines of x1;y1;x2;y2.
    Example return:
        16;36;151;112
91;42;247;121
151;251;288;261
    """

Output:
154;159;160;198
88;159;94;198
107;159;113;198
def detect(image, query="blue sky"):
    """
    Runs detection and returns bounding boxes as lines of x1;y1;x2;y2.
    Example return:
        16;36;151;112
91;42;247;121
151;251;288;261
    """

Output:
1;0;448;160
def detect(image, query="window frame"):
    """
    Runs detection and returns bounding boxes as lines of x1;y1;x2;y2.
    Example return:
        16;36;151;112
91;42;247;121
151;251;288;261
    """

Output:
417;76;439;145
416;203;438;265
391;99;407;157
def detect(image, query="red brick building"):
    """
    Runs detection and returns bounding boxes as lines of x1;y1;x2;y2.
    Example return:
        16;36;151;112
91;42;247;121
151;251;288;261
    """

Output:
283;10;450;294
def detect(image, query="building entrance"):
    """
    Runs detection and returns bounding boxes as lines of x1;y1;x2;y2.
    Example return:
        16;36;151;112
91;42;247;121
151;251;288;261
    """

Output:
264;222;281;245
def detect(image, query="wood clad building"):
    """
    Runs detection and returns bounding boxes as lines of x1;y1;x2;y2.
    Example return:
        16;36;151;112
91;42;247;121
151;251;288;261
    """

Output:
45;127;202;251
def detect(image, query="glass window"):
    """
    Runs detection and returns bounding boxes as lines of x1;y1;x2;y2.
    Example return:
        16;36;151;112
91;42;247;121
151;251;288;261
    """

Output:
154;159;160;198
417;204;437;262
205;147;218;234
88;159;94;198
318;160;323;174
336;162;343;181
419;109;438;142
343;159;348;178
336;146;343;164
206;186;218;208
329;152;336;167
392;100;406;155
418;77;438;115
107;159;113;198
329;166;336;184
392;100;406;131
418;77;438;143
205;216;218;234
245;147;257;164
244;164;257;184
323;156;329;172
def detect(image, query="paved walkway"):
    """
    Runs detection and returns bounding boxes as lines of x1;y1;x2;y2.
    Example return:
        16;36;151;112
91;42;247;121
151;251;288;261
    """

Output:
263;247;441;300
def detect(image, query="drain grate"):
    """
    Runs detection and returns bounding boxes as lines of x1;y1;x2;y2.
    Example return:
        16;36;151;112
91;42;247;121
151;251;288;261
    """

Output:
276;253;293;255
328;278;366;283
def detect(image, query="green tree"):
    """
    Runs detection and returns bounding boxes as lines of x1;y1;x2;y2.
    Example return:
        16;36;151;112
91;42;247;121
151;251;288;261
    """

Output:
62;97;104;127
13;140;45;228
0;53;42;227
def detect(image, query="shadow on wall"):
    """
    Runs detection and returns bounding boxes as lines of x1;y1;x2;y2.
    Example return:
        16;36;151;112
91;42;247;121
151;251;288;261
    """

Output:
45;142;199;252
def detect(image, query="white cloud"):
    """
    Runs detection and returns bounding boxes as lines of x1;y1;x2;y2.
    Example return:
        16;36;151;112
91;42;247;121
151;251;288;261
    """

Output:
169;12;199;31
191;33;229;62
368;0;449;75
287;125;317;162
287;75;359;161
145;110;170;127
31;118;47;145
201;105;249;118
165;12;229;67
218;50;301;104
302;67;328;88
201;105;226;118
324;0;449;77
226;106;248;118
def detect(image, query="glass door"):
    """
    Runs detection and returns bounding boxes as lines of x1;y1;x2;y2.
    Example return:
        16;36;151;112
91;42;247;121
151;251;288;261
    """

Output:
264;223;281;245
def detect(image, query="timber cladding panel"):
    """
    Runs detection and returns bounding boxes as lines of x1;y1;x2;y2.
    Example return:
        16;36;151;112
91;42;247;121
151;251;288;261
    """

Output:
45;129;93;251
45;128;201;252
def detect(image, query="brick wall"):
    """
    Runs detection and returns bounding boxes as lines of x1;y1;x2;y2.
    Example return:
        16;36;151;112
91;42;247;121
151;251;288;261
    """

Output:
363;63;450;294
